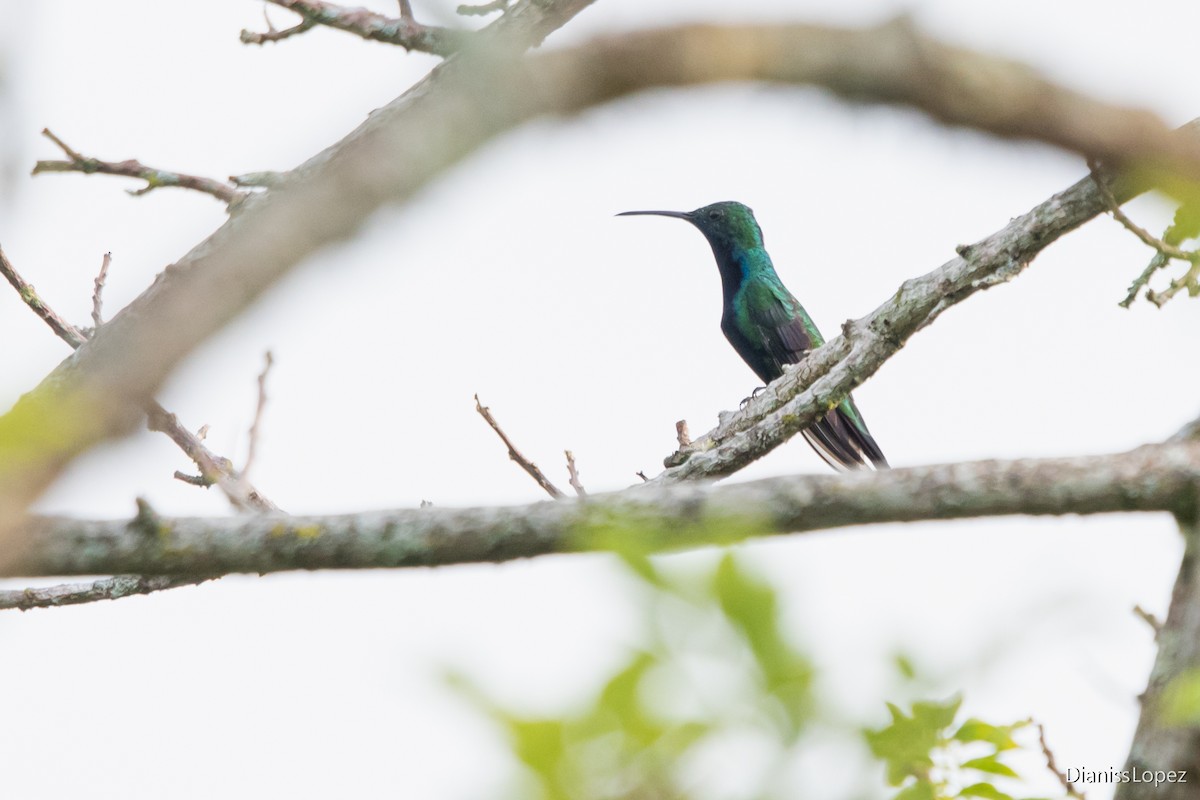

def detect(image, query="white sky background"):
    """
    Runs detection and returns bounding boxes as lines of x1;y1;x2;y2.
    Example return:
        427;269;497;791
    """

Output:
0;0;1198;797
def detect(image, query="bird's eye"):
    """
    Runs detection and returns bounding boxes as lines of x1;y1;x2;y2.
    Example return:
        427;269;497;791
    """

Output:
709;210;722;220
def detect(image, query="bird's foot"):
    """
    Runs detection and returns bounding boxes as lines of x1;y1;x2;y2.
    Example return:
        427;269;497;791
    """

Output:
738;386;768;409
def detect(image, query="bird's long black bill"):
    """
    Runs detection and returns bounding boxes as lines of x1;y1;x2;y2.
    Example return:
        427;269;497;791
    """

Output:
616;210;691;219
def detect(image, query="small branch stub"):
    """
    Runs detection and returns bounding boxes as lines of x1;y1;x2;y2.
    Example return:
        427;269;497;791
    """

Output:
1133;603;1163;638
458;0;509;15
676;420;691;448
91;252;111;329
565;450;587;497
240;9;318;44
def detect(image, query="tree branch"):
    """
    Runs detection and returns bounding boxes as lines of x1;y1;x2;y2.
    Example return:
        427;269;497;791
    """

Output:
0;246;278;512
4;15;1197;554
458;0;510;16
32;129;247;208
565;450;587;496
242;350;274;480
1115;514;1200;800
239;8;318;45
0;0;594;552
0;574;213;612
1088;159;1199;264
10;440;1200;578
475;394;565;499
241;0;471;56
1147;260;1200;307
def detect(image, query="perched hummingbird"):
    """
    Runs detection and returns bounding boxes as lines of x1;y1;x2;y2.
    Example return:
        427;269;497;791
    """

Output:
619;201;888;471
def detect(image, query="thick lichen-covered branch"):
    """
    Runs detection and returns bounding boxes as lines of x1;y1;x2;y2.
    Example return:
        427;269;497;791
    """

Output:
3;15;1197;555
10;440;1200;578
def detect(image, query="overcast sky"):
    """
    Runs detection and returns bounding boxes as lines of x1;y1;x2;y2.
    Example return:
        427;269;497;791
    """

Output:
2;1;1199;798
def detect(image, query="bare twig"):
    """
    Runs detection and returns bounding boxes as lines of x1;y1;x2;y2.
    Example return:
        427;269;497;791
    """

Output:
458;0;509;15
0;245;277;512
636;471;650;482
1121;251;1170;308
0;246;88;347
243;351;275;480
565;450;586;496
1038;723;1086;799
33;129;246;208
91;251;111;329
1146;260;1200;307
174;469;216;487
1088;160;1198;262
0;575;214;612
474;395;565;499
239;8;317;45
144;406;277;512
1089;159;1200;308
242;0;471;56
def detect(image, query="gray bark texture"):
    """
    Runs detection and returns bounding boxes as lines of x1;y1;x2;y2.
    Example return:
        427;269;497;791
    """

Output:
11;441;1200;578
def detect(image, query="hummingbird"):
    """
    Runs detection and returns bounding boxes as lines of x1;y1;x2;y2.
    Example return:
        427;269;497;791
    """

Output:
618;201;888;471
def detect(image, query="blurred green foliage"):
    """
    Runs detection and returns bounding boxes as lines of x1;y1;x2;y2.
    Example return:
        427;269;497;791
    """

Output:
1160;667;1200;725
1117;175;1200;306
455;547;1062;800
865;697;1040;800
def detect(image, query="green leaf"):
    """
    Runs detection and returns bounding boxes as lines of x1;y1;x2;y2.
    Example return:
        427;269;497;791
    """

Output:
961;756;1019;778
500;716;569;800
957;783;1013;800
865;704;940;786
912;695;962;731
711;553;813;732
610;545;669;590
952;718;1024;751
1165;195;1200;245
893;779;937;800
596;650;654;711
587;650;664;746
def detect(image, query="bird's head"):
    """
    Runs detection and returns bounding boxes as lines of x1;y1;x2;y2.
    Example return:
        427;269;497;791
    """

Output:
618;201;765;252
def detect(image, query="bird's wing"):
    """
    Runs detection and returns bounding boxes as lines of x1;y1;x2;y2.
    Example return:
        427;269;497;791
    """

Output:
741;279;823;376
746;281;890;469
